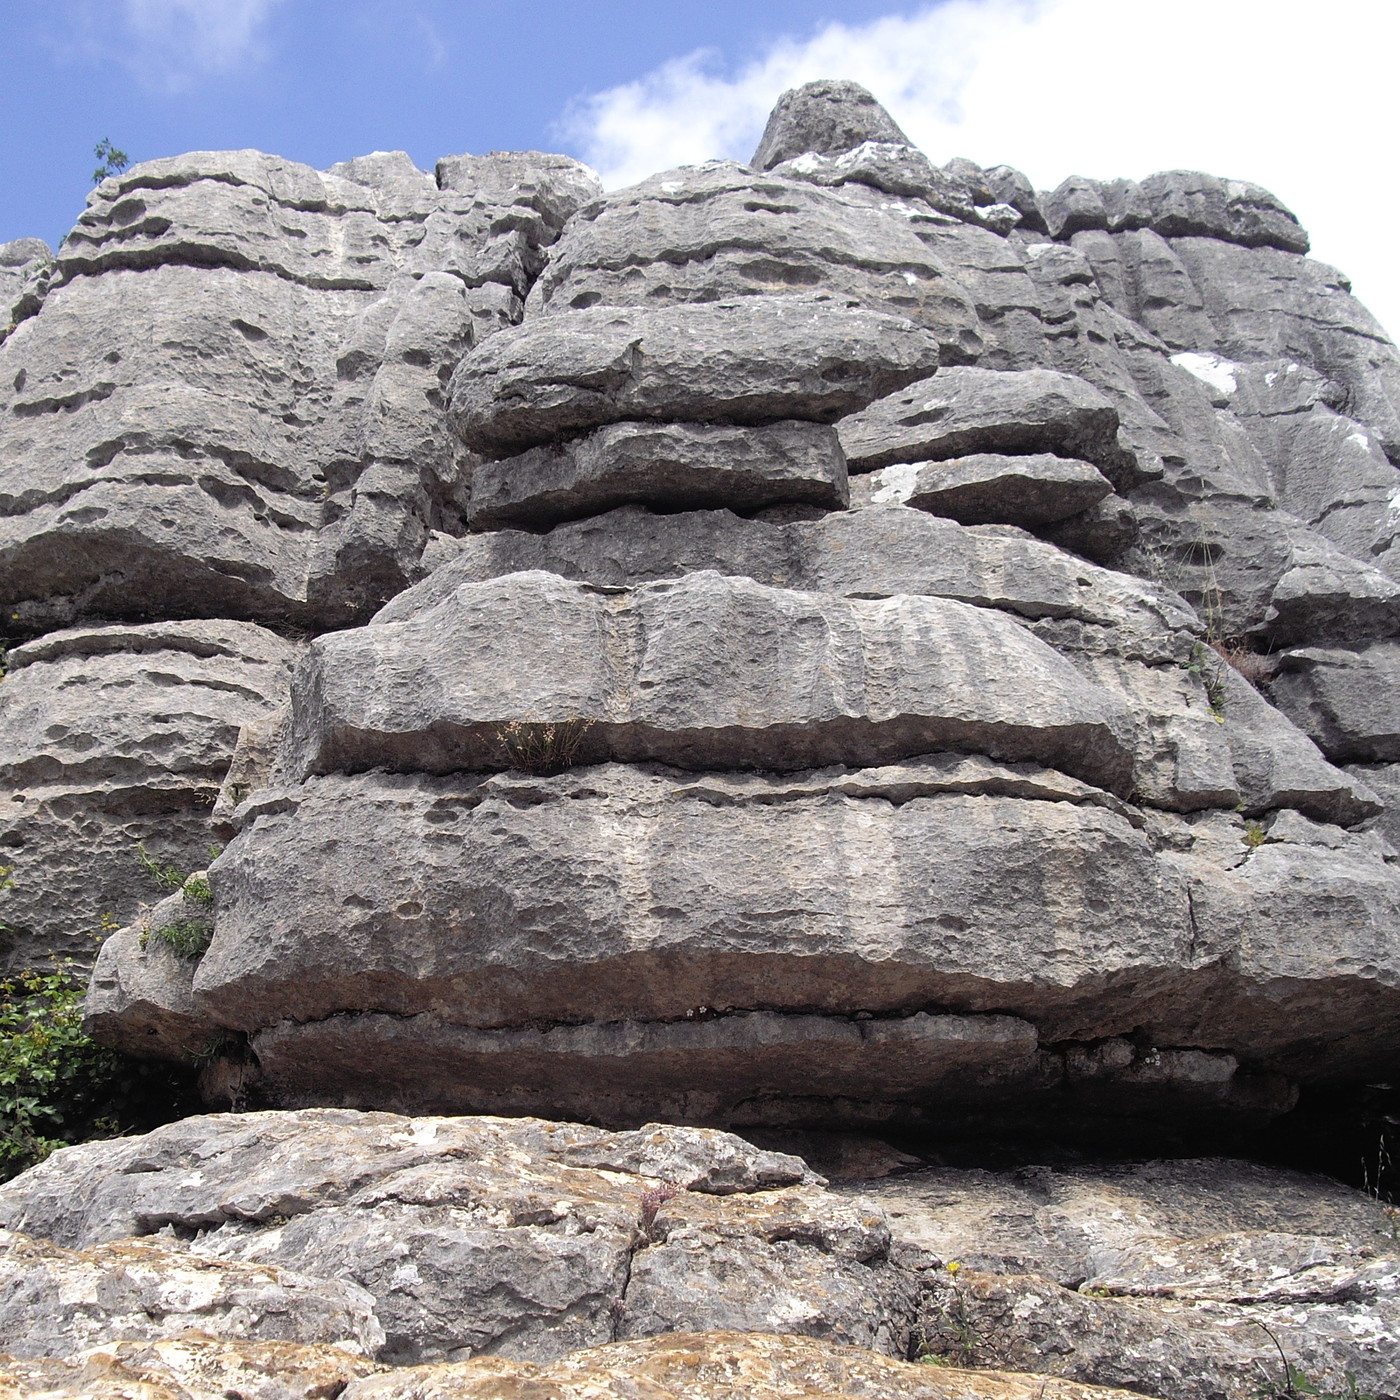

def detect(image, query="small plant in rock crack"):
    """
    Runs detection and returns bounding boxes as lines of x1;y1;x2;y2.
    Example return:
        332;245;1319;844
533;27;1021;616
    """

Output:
136;843;189;893
1250;1323;1374;1400
1185;642;1228;720
910;1261;985;1367
638;1180;682;1239
139;918;212;960
492;718;596;775
1242;820;1270;850
1212;639;1274;690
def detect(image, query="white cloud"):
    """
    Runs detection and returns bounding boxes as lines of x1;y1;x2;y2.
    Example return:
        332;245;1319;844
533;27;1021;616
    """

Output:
560;0;1400;339
118;0;283;90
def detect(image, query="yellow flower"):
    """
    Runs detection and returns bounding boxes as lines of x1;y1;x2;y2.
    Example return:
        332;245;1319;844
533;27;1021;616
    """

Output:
947;1260;961;1274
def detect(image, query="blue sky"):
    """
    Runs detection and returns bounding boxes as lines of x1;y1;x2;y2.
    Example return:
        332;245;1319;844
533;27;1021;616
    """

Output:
4;0;1400;336
0;0;902;247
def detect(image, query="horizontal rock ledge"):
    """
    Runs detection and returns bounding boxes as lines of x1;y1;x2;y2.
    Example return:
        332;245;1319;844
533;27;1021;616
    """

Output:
109;765;1400;1089
282;568;1136;792
247;1010;1294;1133
467;419;849;529
448;295;946;455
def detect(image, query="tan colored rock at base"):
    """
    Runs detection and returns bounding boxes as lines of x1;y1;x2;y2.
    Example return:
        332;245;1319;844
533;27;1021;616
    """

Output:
340;1331;1159;1400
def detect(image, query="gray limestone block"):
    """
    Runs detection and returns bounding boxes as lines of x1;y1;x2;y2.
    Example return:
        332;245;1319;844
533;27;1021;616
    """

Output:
838;367;1142;486
0;145;601;632
432;149;603;236
865;452;1114;527
279;569;1136;790
0;237;51;337
1044;171;1308;255
768;143;995;226
0;1111;907;1365
1347;760;1400;850
1124;170;1310;254
524;162;984;357
1167;237;1400;457
1215;664;1382;825
250;1009;1043;1128
1260;527;1400;648
136;767;1400;1103
450;295;946;456
0;621;297;970
1270;642;1400;762
335;1335;1158;1400
82;886;219;1061
374;505;1197;662
0;1336;385;1397
187;767;1185;1042
0;1229;384;1360
1040;496;1140;565
750;80;911;171
468;420;848;528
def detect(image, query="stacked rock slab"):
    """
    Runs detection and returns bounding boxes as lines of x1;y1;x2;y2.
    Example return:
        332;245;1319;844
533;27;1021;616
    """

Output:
22;82;1391;1141
0;76;1395;1400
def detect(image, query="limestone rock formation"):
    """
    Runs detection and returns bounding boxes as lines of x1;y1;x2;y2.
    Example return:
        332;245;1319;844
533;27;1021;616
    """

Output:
0;1111;1396;1399
0;75;1398;1400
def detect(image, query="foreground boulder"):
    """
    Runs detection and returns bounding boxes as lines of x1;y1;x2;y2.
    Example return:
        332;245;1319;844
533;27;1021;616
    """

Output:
0;1112;1396;1400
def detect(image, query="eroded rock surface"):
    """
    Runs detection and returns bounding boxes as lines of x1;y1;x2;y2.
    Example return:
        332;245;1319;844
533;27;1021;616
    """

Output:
1;1114;1396;1400
0;76;1396;1400
0;621;297;970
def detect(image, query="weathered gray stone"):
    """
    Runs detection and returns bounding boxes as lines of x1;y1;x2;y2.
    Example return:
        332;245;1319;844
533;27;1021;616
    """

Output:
0;237;51;339
0;148;599;631
838;368;1141;486
769;143;1016;232
0;1229;383;1359
0;1111;909;1366
0;621;297;970
750;80;912;171
377;505;1196;659
280;569;1135;788
1159;238;1400;459
468;420;847;527
450;295;946;454
337;1333;1149;1400
862;1158;1400;1400
524;162;984;354
1042;171;1308;254
4;1113;1397;1400
0;1334;385;1399
82;880;219;1061
867;453;1113;527
1269;642;1400;762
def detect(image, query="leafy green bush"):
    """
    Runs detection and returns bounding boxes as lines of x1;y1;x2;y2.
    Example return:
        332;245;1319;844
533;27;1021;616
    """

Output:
0;961;197;1182
141;918;212;959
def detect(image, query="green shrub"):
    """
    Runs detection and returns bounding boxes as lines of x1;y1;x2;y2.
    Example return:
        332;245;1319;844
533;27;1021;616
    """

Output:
0;961;196;1181
140;918;212;960
135;843;189;893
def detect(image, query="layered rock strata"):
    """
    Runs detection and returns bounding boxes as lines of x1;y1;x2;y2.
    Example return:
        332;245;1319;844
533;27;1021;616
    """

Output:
0;79;1392;1150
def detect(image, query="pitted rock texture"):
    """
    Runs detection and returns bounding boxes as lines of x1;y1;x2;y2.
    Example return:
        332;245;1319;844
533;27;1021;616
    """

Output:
0;75;1386;1196
55;73;1399;1130
1;1114;1396;1400
855;1157;1400;1400
0;1111;917;1367
0;148;600;633
0;621;296;971
0;1335;384;1400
